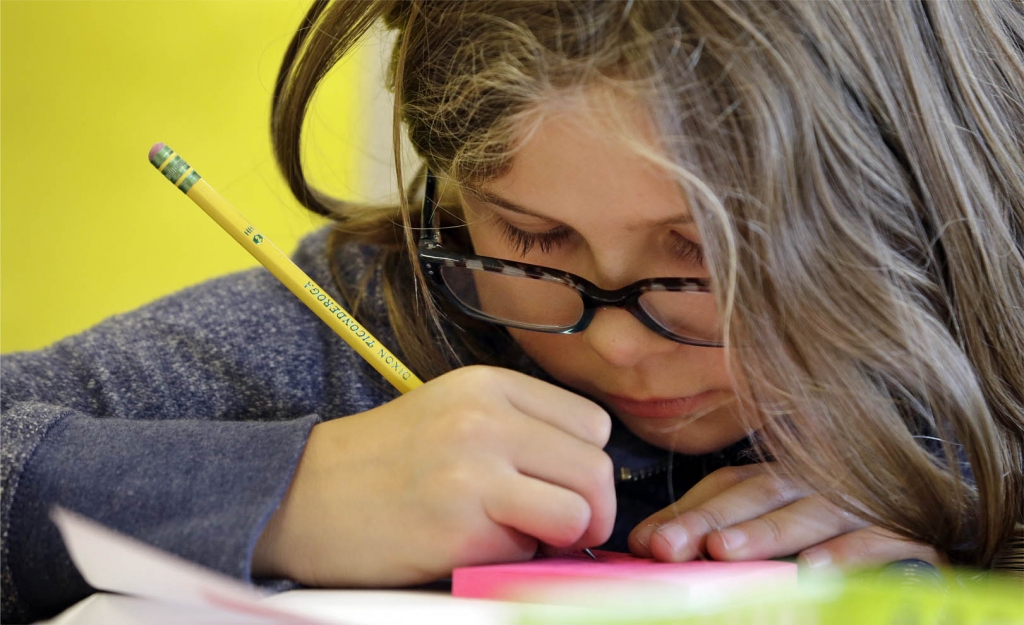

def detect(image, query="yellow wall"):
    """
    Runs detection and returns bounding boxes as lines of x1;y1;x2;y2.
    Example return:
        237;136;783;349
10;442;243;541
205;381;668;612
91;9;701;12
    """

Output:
1;1;370;353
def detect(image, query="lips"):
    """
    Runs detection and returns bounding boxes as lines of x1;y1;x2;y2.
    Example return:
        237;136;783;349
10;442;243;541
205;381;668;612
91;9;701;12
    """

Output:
604;390;718;420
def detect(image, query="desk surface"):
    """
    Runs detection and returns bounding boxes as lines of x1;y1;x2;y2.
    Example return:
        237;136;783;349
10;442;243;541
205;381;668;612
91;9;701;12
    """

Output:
44;589;548;625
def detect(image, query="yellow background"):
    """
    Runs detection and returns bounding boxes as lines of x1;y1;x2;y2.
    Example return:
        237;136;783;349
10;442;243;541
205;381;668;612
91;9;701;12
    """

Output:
2;0;372;353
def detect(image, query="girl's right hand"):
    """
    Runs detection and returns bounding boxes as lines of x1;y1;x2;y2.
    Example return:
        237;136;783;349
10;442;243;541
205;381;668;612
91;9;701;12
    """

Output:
252;365;615;587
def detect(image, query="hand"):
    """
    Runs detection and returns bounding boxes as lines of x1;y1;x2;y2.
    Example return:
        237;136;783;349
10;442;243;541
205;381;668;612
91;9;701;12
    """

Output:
627;463;944;571
253;366;615;587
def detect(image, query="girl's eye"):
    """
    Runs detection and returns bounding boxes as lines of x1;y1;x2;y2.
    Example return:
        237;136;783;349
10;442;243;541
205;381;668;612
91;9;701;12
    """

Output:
672;234;705;267
496;219;573;256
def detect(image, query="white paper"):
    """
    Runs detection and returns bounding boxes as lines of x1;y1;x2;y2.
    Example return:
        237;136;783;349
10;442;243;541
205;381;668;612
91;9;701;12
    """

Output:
49;507;323;623
48;507;527;625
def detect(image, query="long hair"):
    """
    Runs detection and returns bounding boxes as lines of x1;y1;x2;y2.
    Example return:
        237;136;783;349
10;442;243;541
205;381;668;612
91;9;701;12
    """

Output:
272;0;1024;570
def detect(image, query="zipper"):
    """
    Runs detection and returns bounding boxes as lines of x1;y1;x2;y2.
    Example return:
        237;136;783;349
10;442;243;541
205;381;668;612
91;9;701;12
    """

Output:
617;461;671;483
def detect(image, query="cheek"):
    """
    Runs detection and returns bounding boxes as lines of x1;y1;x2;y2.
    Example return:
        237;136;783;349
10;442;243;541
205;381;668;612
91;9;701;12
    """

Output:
473;275;584;328
507;329;602;389
508;329;573;367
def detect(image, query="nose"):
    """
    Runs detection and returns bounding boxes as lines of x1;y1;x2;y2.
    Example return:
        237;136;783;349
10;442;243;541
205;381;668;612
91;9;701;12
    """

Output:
582;306;675;369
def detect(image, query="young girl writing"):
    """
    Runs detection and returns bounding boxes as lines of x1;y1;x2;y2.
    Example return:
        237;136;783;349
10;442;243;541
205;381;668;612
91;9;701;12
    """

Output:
3;0;1022;621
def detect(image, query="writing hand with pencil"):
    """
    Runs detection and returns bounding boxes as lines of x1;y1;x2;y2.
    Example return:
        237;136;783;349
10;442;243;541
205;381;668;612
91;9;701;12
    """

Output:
151;145;615;586
252;366;615;586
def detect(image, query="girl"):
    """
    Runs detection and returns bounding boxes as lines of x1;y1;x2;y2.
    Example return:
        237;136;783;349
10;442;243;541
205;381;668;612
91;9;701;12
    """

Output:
3;0;1022;621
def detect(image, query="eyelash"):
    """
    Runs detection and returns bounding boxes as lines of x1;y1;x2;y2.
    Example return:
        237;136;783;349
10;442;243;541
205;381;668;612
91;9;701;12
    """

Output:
671;235;706;267
497;220;573;256
496;218;705;267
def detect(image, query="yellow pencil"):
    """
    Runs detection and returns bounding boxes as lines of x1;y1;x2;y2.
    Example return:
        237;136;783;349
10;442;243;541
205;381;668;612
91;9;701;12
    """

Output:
149;142;423;394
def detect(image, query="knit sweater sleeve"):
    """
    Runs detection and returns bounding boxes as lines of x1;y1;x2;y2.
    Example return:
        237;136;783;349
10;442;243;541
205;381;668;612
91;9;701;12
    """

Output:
0;228;397;623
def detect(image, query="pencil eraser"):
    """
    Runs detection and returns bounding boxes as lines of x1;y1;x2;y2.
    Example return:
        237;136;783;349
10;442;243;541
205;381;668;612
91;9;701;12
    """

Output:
149;142;165;161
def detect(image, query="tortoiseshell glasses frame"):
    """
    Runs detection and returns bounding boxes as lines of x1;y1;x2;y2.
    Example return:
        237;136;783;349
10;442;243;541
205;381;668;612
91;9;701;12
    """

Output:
417;170;723;348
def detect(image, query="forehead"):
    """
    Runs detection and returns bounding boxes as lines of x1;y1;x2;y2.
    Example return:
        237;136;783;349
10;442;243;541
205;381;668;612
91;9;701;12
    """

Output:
476;94;692;226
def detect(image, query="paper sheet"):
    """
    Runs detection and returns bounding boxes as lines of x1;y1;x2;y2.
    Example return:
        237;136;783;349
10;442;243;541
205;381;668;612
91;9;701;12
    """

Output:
49;507;323;623
49;507;522;625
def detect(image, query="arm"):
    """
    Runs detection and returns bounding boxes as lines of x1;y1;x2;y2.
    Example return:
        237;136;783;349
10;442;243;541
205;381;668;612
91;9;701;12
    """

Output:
0;259;377;622
4;232;621;619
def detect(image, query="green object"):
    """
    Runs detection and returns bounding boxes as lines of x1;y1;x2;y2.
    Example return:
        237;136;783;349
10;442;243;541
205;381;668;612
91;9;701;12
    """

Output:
515;571;1024;625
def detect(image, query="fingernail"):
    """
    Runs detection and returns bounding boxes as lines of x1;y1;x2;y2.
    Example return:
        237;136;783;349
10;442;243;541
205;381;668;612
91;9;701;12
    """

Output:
718;528;747;551
801;548;832;570
654;523;689;555
635;523;657;549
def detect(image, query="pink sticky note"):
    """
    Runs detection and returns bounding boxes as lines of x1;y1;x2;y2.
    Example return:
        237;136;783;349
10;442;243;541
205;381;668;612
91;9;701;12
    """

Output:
452;550;797;603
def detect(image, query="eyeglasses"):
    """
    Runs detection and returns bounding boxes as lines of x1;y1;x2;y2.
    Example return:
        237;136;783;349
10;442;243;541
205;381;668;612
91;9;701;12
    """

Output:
417;171;723;347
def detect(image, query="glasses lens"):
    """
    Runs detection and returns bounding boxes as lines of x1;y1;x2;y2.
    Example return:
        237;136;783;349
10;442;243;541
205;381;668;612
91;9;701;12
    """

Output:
638;290;721;343
440;266;584;331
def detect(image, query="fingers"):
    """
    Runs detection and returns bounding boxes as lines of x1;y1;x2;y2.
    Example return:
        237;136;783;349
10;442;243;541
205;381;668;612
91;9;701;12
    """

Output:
425;367;616;549
703;494;868;561
669;464;768;512
797;526;947;572
630;465;805;560
516;449;615;548
483;473;594;548
626;460;944;572
499;403;616;548
485;367;612;447
627;465;767;556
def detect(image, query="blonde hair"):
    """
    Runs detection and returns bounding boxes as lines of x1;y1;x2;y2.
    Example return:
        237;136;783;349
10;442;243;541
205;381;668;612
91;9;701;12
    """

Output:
272;0;1024;570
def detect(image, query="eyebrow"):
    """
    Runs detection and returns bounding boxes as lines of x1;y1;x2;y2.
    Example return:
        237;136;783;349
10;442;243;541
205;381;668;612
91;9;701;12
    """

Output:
462;186;694;227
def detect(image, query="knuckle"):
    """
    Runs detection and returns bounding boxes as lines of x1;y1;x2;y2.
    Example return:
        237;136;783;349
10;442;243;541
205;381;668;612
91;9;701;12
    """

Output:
692;506;730;532
584;454;616;539
823;541;858;565
587;452;615;491
441;408;494;446
583;405;612;444
455;364;495;381
757;515;787;545
599;452;615;485
713;465;758;489
453;365;502;394
756;474;795;508
558;496;592;545
712;465;743;486
828;501;868;529
827;529;892;565
433;465;483;497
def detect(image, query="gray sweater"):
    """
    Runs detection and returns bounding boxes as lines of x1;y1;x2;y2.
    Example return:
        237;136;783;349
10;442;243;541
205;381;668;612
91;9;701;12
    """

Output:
1;228;750;623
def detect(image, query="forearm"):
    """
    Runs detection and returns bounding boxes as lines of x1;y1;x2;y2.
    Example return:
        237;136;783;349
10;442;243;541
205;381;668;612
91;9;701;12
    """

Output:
2;405;317;622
